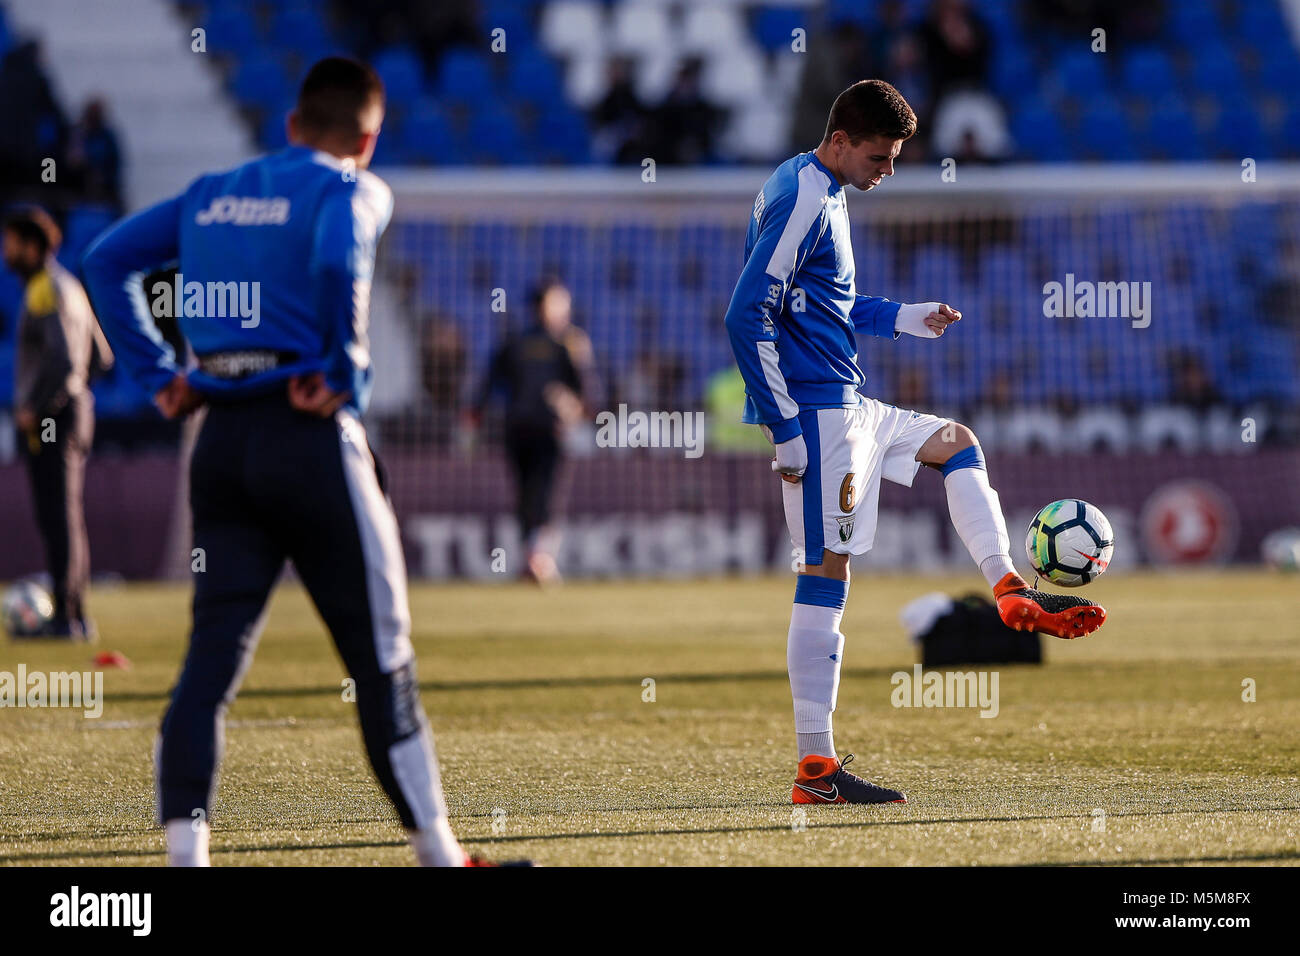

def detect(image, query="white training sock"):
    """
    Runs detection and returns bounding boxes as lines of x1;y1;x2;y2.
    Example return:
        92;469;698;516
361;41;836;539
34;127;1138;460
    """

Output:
410;817;466;867
165;818;210;867
944;464;1016;587
788;598;846;761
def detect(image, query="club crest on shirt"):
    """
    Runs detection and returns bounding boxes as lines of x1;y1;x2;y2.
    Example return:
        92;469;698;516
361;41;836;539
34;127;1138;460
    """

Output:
836;514;855;542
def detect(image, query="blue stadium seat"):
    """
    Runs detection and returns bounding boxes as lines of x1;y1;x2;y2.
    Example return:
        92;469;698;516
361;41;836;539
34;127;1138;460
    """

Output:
1119;47;1177;99
1055;49;1109;97
754;7;806;53
1072;102;1138;161
1209;107;1272;161
60;206;117;265
434;47;495;104
268;6;333;56
1010;102;1070;161
534;109;591;164
373;46;427;106
202;6;263;58
504;51;565;107
465;106;526;164
1167;1;1220;45
402;107;459;164
231;54;291;108
1137;96;1204;160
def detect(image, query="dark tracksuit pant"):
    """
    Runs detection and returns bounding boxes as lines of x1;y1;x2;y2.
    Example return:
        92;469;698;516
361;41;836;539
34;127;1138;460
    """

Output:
504;422;562;542
157;391;447;830
18;394;92;624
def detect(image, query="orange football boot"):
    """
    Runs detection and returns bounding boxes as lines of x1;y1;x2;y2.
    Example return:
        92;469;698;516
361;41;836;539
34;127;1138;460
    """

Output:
792;753;906;805
994;572;1106;640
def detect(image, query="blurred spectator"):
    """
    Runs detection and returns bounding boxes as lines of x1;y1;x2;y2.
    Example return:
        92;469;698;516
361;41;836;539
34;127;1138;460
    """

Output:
465;277;593;584
417;315;467;446
918;0;1009;161
66;99;122;211
1169;350;1223;410
591;57;651;165
0;42;67;193
648;58;723;165
334;0;481;66
790;21;877;149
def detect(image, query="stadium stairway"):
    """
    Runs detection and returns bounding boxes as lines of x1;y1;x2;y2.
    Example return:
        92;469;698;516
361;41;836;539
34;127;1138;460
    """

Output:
4;0;254;208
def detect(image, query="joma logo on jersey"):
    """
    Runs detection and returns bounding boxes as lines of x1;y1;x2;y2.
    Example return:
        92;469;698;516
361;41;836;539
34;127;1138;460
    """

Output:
195;195;290;226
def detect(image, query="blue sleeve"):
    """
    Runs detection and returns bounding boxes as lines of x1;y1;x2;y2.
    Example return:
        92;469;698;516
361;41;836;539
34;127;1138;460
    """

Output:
851;294;902;339
310;180;391;405
80;197;184;398
722;191;819;444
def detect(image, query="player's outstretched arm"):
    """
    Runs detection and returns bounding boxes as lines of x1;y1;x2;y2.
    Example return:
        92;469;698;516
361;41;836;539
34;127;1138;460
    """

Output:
81;198;185;400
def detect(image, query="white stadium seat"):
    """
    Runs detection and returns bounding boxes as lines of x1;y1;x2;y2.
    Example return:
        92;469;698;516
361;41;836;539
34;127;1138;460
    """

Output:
681;3;748;55
701;44;768;106
540;0;607;59
609;1;674;58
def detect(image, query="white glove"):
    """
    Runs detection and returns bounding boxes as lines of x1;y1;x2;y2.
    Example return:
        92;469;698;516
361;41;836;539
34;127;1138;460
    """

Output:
771;433;808;479
895;302;946;338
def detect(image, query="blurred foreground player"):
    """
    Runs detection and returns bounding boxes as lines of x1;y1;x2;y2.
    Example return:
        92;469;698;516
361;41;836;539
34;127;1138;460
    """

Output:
467;277;592;584
83;57;511;866
723;80;1105;805
4;205;112;639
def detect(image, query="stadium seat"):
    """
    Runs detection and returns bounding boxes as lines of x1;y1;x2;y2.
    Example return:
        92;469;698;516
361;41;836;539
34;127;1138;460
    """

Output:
202;6;264;58
534;109;591;164
1055;49;1109;98
701;45;768;107
681;4;748;56
753;7;806;54
465;106;527;164
402;107;459;164
267;6;333;55
1009;101;1070;161
1119;48;1178;99
373;46;427;106
505;51;566;107
539;0;606;59
1073;104;1138;161
609;2;673;58
433;47;495;104
1137;96;1204;160
231;54;291;109
1209;107;1272;161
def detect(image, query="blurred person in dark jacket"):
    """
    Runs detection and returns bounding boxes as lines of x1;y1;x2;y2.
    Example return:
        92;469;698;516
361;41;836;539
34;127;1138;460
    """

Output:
67;98;123;210
465;277;593;584
3;205;112;639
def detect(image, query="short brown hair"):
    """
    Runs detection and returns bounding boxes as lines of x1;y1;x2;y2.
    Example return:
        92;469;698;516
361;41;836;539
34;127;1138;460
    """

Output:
2;205;61;256
295;56;385;136
823;79;917;144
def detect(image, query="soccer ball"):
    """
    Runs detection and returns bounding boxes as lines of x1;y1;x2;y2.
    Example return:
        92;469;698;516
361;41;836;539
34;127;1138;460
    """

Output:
2;579;55;637
1025;499;1114;587
1261;527;1300;572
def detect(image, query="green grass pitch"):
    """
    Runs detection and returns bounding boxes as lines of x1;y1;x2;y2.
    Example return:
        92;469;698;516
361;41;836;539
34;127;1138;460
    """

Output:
1;570;1297;866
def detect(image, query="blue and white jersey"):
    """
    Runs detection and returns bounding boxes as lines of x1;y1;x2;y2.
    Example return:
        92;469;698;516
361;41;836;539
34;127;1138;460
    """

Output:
723;151;900;444
81;145;393;414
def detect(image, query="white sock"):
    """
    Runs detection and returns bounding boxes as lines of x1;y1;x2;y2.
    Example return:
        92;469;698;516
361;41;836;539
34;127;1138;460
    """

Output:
788;596;846;761
944;465;1016;587
165;818;210;867
410;817;465;867
797;731;836;761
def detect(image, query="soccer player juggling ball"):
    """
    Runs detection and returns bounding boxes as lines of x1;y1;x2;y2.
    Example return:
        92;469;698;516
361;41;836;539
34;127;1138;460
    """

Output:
82;58;490;866
723;80;1107;806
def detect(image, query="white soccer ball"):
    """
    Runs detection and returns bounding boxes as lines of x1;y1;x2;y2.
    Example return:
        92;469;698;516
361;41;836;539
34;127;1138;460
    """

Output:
1025;499;1115;588
1261;527;1300;572
2;580;55;637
